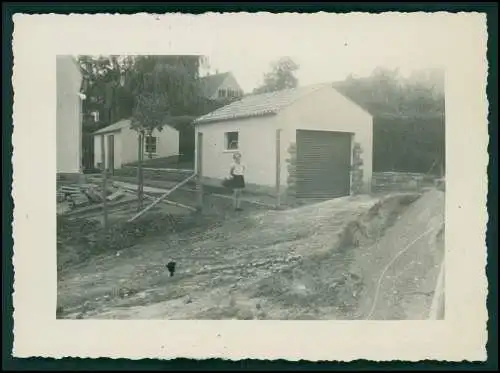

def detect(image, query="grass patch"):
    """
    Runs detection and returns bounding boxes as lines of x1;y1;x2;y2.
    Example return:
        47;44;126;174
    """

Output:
57;211;224;270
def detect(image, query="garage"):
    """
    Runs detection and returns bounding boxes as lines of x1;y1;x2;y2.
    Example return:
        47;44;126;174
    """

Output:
296;130;353;199
194;84;372;199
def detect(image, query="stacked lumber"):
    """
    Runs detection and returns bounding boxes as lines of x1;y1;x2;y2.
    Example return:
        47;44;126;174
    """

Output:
57;183;126;214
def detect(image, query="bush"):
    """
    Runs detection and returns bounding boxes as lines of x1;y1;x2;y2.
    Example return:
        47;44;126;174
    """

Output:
373;115;445;175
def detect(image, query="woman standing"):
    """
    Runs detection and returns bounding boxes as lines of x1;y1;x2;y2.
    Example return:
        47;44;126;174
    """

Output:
229;152;246;211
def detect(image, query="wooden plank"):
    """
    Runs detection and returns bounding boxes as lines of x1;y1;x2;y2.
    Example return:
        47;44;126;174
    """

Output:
123;189;197;212
127;173;197;222
142;193;197;212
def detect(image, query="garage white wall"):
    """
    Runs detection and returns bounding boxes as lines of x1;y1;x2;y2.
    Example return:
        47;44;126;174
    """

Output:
195;115;277;187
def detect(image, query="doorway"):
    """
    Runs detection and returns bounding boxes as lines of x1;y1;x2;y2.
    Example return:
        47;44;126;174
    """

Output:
107;134;115;175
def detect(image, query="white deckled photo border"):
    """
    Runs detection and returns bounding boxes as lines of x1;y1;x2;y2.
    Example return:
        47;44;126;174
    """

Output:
11;12;489;361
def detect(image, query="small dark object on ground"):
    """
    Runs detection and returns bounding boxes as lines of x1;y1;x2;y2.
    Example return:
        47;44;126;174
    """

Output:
166;261;177;277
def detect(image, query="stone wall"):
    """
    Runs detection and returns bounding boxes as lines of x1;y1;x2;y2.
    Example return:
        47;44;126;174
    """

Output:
372;171;438;193
350;142;364;195
285;142;297;203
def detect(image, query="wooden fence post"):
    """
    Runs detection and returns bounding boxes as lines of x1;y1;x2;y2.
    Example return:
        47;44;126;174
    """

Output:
275;129;282;207
196;132;204;211
137;132;144;211
100;135;108;229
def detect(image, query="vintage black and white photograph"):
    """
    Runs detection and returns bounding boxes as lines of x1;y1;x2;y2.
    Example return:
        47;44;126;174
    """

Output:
12;11;488;360
56;43;446;322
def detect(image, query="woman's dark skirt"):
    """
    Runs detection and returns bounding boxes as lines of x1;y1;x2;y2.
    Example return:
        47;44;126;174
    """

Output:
232;175;245;189
222;175;245;190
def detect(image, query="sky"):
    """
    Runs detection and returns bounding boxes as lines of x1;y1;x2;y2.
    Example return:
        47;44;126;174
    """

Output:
159;12;451;93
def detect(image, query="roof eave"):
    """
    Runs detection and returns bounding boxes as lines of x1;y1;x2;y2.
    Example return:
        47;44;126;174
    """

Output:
93;128;123;136
194;111;277;125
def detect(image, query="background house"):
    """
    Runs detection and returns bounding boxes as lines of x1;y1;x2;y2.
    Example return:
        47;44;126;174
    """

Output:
193;84;373;200
197;72;244;102
57;55;84;175
177;71;245;163
93;119;179;172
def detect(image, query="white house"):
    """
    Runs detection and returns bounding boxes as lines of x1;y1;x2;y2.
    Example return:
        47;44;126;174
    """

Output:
93;119;179;171
56;55;84;174
193;84;373;199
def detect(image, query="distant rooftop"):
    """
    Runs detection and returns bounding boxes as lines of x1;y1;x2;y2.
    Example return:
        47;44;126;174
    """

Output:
93;118;132;135
197;72;232;98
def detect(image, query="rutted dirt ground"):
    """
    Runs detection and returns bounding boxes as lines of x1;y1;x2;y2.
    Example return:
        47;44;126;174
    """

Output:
57;189;445;320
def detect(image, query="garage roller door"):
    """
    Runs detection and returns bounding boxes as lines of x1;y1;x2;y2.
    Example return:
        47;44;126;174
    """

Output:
296;130;352;199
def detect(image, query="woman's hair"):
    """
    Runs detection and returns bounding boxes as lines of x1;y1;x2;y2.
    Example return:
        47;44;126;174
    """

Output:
233;152;242;160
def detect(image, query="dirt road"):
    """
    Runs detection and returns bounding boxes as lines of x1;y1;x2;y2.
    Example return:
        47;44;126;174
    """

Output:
57;190;445;320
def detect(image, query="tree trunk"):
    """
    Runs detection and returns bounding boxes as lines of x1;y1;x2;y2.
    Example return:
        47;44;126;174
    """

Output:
137;132;144;211
147;133;154;159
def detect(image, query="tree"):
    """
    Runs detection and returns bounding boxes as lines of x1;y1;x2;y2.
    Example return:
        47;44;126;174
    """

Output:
333;67;445;117
127;55;207;210
78;55;137;171
253;57;300;94
333;67;445;174
79;55;136;126
77;55;215;207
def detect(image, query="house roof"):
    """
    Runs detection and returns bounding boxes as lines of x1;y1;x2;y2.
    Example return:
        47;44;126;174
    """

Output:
197;72;232;98
93;118;179;135
93;118;132;135
193;83;332;124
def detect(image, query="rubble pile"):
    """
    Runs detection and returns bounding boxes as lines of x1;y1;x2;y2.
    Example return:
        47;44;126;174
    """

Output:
57;182;127;214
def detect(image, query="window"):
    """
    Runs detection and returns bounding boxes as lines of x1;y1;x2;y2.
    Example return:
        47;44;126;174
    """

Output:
218;89;226;98
225;131;239;150
91;111;99;122
144;136;157;154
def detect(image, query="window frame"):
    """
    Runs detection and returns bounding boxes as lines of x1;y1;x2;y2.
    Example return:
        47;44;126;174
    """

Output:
144;136;158;154
224;131;239;151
